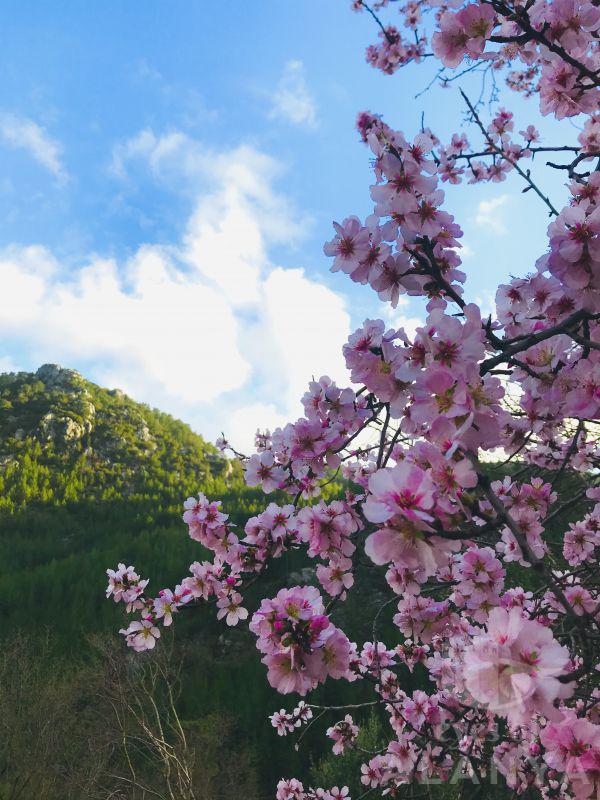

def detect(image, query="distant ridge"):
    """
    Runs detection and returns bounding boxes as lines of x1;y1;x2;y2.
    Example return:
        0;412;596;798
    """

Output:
0;364;234;510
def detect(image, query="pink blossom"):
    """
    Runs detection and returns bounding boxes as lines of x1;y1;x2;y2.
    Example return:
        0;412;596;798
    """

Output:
153;588;184;626
216;591;248;626
270;709;296;736
120;619;161;652
463;607;572;725
363;462;435;526
245;451;287;493
432;4;495;68
360;756;387;787
541;711;600;800
317;556;354;597
276;778;305;800
324;217;371;273
326;714;359;754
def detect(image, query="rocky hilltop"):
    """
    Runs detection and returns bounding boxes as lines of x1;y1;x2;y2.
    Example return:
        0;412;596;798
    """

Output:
0;364;232;509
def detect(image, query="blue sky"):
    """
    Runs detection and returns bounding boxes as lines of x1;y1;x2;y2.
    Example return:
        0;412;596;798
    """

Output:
0;1;577;449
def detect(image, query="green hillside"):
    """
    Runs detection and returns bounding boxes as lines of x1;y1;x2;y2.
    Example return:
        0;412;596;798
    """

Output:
0;363;237;510
0;364;255;635
0;365;346;798
1;366;563;800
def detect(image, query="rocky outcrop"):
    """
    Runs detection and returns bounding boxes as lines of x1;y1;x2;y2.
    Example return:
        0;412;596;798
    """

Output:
39;413;88;443
30;365;97;446
35;364;82;388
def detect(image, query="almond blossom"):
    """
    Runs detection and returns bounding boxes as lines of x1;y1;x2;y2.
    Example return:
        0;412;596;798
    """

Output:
463;607;572;725
106;2;600;796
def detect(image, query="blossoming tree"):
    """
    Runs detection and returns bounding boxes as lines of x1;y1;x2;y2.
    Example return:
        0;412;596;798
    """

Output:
107;1;600;797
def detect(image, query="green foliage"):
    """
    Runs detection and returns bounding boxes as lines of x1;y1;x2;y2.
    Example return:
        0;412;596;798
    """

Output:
0;364;243;512
310;712;386;794
0;632;262;800
0;365;258;641
1;365;582;798
0;365;332;795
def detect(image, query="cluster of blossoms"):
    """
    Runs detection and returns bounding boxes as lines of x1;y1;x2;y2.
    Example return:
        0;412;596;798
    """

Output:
107;1;600;797
106;563;148;611
541;711;600;800
276;779;350;800
352;0;600;121
452;546;506;621
323;129;467;311
326;714;359;754
270;701;313;736
244;376;372;498
249;586;353;695
463;606;572;726
564;495;600;566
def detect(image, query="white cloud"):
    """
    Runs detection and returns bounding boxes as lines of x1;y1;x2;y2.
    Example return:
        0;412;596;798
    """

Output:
1;132;350;452
474;195;509;234
459;242;474;259
267;60;318;129
1;245;249;403
261;267;350;409
111;131;309;246
0;113;67;181
226;403;290;454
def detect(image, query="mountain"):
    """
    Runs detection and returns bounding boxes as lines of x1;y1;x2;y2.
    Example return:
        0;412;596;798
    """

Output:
0;365;327;796
0;366;439;798
0;363;235;511
0;364;271;640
